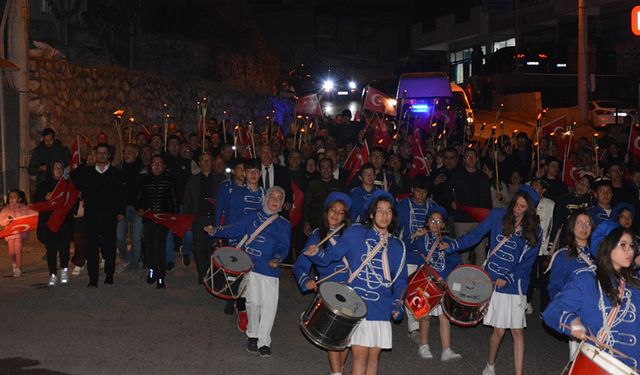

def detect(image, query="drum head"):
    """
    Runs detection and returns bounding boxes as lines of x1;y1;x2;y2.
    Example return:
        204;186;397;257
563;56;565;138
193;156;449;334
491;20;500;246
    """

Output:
213;247;253;273
446;265;493;304
319;282;367;319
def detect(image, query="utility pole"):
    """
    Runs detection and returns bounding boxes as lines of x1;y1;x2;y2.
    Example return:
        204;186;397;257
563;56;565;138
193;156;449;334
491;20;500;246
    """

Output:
577;0;589;126
8;0;29;194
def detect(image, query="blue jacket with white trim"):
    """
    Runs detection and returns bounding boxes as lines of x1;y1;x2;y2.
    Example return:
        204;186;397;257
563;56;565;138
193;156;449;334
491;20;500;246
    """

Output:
212;208;290;278
543;269;640;369
396;197;445;248
293;228;347;293
586;205;611;229
214;179;243;226
306;224;408;321
547;246;594;300
447;208;541;295
226;185;264;225
349;186;379;223
410;232;460;280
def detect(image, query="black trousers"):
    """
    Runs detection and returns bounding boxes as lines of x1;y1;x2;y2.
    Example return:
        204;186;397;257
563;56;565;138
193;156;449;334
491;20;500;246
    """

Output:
45;234;70;275
143;221;169;279
192;215;215;283
527;255;550;311
86;220;117;284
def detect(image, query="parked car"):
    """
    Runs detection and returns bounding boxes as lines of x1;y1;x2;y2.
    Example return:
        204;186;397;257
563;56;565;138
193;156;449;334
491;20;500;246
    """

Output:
589;100;638;128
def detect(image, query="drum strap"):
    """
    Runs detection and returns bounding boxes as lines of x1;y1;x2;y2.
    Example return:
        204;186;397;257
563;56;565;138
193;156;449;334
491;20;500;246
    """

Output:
482;235;512;268
238;214;278;248
597;279;625;343
423;235;441;264
348;234;388;284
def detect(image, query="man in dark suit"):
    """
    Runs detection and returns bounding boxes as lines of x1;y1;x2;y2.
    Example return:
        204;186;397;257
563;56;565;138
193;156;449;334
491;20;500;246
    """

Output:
324;148;347;186
259;144;292;214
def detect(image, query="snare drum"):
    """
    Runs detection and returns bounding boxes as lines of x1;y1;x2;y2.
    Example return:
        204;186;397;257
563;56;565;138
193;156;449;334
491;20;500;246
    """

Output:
404;264;445;320
300;281;368;351
567;343;636;375
442;265;493;326
203;247;253;300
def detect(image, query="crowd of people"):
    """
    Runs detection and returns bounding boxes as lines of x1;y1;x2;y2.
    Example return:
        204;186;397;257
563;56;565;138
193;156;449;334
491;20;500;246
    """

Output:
2;109;640;375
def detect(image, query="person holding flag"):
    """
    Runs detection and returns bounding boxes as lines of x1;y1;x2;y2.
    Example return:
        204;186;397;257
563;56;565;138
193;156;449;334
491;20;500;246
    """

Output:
34;160;75;287
0;189;33;277
135;155;177;289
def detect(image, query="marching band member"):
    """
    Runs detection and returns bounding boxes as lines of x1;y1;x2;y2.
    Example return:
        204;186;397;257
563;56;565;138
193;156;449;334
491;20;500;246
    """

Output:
305;190;407;375
214;158;246;226
409;207;462;361
442;186;541;375
217;158;263;323
543;226;640;370
546;210;594;357
293;192;352;375
349;163;379;223
397;174;444;341
205;186;290;358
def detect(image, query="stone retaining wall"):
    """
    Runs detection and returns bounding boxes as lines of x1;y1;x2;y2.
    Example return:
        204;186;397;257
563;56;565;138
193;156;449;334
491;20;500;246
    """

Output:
28;55;294;148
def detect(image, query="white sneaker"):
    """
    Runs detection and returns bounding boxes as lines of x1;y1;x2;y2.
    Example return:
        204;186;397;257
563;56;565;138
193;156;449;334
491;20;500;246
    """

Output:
482;363;496;375
72;265;82;276
526;303;533;314
60;268;69;284
48;274;58;287
441;347;462;362
13;268;22;277
419;344;433;359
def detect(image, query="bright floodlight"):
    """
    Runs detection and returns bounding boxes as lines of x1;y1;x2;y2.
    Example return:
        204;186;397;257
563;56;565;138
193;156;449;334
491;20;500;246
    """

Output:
322;80;335;92
348;81;357;90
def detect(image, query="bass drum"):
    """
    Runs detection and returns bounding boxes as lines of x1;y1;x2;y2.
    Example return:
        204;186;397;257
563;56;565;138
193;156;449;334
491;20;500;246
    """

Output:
300;282;368;351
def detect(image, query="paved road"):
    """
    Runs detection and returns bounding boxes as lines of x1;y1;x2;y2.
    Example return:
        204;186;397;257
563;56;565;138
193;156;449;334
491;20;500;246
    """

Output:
0;238;570;375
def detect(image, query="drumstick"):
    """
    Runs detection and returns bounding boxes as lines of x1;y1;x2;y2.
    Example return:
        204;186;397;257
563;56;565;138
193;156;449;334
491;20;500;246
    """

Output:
560;323;630;359
316;267;347;284
316;223;346;248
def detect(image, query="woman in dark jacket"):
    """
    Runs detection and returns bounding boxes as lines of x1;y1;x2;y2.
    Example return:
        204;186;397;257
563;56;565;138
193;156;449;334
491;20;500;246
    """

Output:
34;160;74;287
135;155;177;289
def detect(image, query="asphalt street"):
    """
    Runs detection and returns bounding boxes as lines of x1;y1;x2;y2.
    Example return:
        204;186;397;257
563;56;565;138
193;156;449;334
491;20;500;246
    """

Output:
0;238;570;375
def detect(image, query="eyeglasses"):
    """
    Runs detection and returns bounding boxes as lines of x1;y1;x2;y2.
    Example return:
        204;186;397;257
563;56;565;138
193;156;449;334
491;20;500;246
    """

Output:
616;242;637;252
429;219;443;224
575;221;592;228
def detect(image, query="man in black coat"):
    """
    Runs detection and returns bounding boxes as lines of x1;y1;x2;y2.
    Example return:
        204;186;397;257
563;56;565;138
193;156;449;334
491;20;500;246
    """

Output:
27;128;71;185
259;145;292;214
183;152;225;283
83;144;125;287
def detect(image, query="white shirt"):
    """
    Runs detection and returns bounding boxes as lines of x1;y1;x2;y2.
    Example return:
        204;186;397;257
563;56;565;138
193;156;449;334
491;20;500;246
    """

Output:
262;164;274;190
95;163;111;174
333;168;340;180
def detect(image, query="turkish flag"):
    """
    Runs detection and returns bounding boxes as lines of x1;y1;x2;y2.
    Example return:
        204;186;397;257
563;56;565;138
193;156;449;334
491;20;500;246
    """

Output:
562;157;581;188
46;178;79;233
295;93;322;116
345;141;370;187
541;116;571;155
630;124;640;158
370;116;393;151
142;212;195;238
363;86;396;116
289;181;304;227
457;203;490;222
408;129;430;178
70;134;90;170
30;178;72;212
0;213;38;238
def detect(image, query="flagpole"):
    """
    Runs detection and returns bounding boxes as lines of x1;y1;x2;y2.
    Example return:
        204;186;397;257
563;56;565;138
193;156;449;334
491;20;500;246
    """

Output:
627;123;635;156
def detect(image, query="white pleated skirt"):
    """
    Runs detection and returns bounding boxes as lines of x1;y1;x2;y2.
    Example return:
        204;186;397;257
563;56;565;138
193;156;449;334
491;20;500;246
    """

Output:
428;304;444;317
349;318;393;349
483;291;527;329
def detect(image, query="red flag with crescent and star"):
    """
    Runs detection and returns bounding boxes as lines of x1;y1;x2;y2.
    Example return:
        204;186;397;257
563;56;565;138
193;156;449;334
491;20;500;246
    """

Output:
408;129;430;178
289;181;304;227
0;213;38;238
46;178;78;233
370;115;393;151
362;86;396;116
142;212;195;238
29;178;75;213
345;141;370;187
630;124;640;158
295;93;322;116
